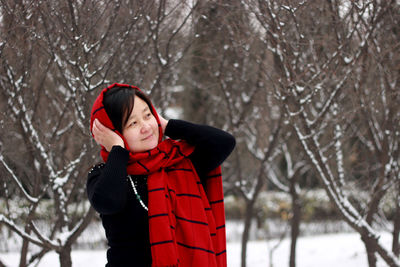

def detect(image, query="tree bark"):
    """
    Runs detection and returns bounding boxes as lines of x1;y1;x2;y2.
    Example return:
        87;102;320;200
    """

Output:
362;235;377;267
393;191;400;257
289;182;301;267
59;246;72;267
19;237;29;267
241;199;255;267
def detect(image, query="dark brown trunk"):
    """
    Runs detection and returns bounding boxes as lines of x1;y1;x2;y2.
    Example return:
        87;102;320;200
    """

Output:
362;235;377;267
59;246;72;267
393;195;400;256
289;184;301;267
18;238;29;267
241;200;255;267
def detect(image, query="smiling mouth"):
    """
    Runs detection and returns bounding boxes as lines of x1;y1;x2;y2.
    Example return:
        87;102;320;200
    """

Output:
142;134;153;141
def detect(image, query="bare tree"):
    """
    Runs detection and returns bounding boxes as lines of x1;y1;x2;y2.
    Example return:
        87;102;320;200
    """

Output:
0;2;98;266
248;0;400;266
266;140;310;267
2;1;399;267
182;2;288;267
0;1;197;266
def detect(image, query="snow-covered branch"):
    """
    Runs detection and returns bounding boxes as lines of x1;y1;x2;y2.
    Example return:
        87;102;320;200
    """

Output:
0;154;38;203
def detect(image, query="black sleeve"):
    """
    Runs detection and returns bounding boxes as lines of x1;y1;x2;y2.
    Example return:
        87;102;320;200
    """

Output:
86;146;130;215
164;119;236;177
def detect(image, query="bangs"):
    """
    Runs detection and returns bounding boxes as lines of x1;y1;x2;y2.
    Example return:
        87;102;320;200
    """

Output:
121;93;136;129
103;87;136;133
103;85;155;133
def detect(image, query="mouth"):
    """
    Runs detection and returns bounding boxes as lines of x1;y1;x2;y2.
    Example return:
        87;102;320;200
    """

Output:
142;134;153;141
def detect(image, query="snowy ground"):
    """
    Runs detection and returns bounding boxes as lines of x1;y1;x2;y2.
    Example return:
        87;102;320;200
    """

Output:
0;232;391;267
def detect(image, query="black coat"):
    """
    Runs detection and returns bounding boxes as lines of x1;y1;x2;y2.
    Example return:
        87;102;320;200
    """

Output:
87;120;235;267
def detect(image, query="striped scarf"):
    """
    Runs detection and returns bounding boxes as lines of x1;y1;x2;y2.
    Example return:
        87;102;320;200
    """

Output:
90;83;227;267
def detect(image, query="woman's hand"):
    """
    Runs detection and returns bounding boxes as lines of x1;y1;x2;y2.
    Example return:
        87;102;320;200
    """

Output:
92;119;125;152
158;115;169;134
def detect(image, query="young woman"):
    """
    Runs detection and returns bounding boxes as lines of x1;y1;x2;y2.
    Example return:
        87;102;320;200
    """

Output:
87;83;235;267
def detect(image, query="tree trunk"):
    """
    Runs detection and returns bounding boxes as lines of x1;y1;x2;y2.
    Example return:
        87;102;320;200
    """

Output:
393;195;400;257
362;235;377;267
19;224;33;267
241;200;255;267
19;238;29;267
289;183;301;267
59;246;72;267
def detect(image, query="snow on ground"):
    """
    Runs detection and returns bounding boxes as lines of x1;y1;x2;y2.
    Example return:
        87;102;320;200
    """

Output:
0;232;391;267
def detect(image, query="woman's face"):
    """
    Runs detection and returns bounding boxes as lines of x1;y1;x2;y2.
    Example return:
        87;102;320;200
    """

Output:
122;96;159;153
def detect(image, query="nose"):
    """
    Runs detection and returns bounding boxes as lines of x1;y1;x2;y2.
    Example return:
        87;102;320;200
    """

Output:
140;122;151;134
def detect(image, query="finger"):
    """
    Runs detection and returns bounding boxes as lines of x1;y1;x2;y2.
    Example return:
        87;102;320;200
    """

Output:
92;125;102;144
95;120;112;135
95;119;106;130
93;121;105;137
94;119;101;130
92;122;100;136
93;120;99;135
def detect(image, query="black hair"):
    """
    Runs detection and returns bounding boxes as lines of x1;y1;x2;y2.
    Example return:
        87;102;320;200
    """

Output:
103;86;154;133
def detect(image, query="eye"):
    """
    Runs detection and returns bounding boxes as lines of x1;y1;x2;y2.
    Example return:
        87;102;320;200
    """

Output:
145;113;152;118
130;121;137;127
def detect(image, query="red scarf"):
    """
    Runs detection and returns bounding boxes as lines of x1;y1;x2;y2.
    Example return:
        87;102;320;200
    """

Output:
90;83;227;267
